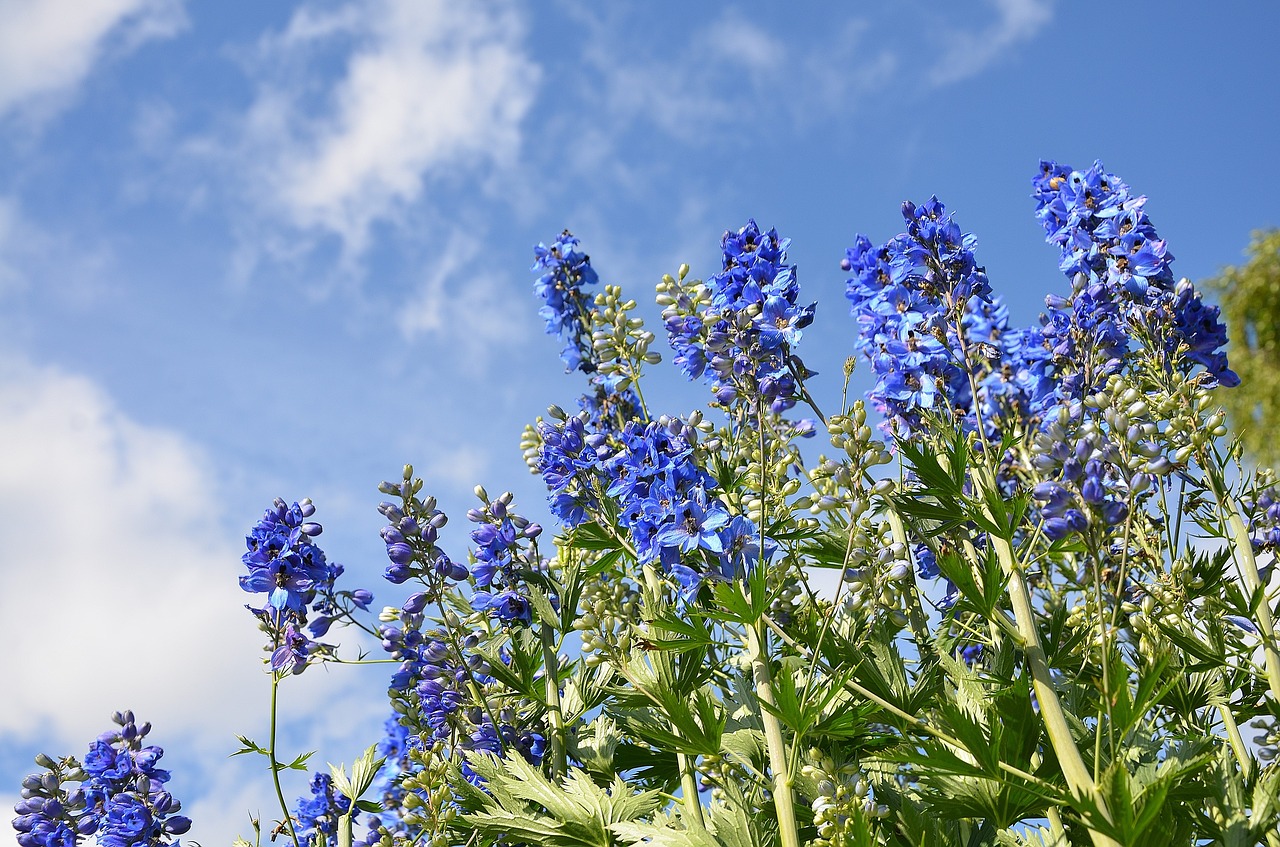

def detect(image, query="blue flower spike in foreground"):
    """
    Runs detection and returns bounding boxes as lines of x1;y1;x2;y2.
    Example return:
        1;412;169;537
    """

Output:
13;713;189;847
24;157;1280;847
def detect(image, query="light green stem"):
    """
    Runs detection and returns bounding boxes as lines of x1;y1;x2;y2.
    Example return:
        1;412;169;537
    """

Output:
539;624;568;779
1206;462;1280;704
1218;702;1252;778
639;565;705;829
269;673;303;847
976;466;1119;847
746;623;800;847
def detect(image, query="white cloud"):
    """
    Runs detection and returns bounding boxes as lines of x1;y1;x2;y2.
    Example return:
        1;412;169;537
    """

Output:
396;229;529;358
928;0;1053;86
572;9;894;147
239;0;540;256
0;356;258;742
0;0;186;124
0;356;389;847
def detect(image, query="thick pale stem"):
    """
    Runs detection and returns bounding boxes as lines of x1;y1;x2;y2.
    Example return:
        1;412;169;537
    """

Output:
269;674;303;847
976;470;1119;847
539;624;567;779
1218;702;1252;778
1212;477;1280;704
746;623;801;847
677;757;705;829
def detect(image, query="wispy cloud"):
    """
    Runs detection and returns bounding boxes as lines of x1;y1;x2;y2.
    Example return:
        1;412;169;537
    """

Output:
396;229;530;361
569;8;896;148
927;0;1054;86
235;0;540;257
0;0;187;125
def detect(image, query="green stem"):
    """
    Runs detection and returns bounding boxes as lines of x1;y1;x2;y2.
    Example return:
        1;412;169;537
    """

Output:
976;466;1119;847
637;566;706;829
884;507;933;649
269;673;303;847
761;615;1065;802
678;759;705;830
1203;457;1280;704
1004;566;1115;836
435;601;507;757
539;623;568;779
1218;701;1252;778
746;623;800;847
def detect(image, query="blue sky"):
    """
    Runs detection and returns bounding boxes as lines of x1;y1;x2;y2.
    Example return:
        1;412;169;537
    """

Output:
2;1;1278;843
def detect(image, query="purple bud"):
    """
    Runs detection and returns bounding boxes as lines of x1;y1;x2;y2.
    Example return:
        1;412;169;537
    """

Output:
386;543;414;564
351;589;374;609
491;500;507;519
165;817;192;835
524;523;543;539
1225;615;1258;634
901;199;917;221
840;257;852;272
300;522;323;536
466;508;486;523
384;563;411;584
402;592;428;614
1043;518;1072;541
398;516;420;536
1081;477;1106;505
299;501;316;518
1100;501;1128;526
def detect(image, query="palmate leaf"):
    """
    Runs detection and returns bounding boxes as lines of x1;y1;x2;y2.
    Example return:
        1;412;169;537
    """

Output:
463;753;664;847
611;798;765;847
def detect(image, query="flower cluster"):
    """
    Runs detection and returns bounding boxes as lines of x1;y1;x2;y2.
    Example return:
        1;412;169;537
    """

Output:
532;231;598;374
240;499;368;674
292;772;350;847
537;410;765;603
1243;473;1280;553
377;604;545;783
1032;159;1238;395
467;490;544;625
664;221;815;413
532;233;644;435
843;198;1055;437
377;472;464;591
13;712;190;847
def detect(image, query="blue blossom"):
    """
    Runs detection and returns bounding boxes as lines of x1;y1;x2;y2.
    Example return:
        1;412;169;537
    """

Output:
1031;159;1238;397
14;713;189;847
293;772;351;847
845;198;1036;437
532;231;599;374
664;221;816;413
239;498;333;615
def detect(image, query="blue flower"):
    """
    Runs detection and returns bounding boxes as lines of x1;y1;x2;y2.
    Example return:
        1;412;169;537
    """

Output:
663;220;816;413
15;714;189;847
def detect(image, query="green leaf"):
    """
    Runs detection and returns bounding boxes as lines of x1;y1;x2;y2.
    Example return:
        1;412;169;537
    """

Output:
229;736;269;758
527;585;562;630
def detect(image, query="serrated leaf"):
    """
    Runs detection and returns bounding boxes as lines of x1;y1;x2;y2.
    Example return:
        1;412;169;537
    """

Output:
527;585;562;630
